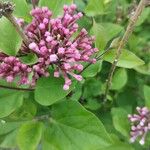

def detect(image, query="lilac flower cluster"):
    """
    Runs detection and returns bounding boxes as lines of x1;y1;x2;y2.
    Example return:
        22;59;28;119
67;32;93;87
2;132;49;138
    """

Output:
128;107;150;145
0;4;97;89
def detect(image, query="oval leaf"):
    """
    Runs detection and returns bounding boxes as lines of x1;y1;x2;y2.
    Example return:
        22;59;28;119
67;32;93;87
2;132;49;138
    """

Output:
0;17;22;56
35;77;75;106
104;49;145;68
17;122;43;150
0;89;23;118
43;100;112;150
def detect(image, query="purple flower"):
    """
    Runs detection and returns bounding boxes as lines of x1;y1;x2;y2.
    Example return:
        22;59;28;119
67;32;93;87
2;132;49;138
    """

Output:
0;4;98;89
128;107;150;145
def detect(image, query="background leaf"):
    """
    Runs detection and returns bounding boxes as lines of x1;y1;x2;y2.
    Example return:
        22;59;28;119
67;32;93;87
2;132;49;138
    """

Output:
0;89;23;118
39;0;73;17
17;122;43;150
0;18;22;56
103;49;145;68
144;85;150;108
43;100;112;150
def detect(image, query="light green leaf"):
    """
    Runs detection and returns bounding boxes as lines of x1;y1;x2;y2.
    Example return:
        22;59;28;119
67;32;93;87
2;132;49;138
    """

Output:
12;0;32;22
111;108;130;138
103;49;145;68
111;68;127;90
136;8;150;26
144;85;150;108
0;89;23;118
82;61;102;78
39;0;73;17
91;21;123;50
20;53;38;65
43;100;112;150
0;129;18;148
0;121;22;135
91;21;107;50
0;17;22;55
17;122;43;150
35;77;75;106
134;63;150;75
84;0;105;16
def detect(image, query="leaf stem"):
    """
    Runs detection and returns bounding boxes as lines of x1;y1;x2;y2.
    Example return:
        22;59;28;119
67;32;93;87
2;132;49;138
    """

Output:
0;84;34;91
103;0;146;102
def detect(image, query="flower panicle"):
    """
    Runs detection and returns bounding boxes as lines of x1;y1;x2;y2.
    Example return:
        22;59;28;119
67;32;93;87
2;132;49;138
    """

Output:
0;4;98;90
128;107;150;145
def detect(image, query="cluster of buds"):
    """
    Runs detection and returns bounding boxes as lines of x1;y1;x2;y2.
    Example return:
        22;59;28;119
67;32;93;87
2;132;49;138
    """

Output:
0;56;32;84
128;107;150;145
0;4;98;90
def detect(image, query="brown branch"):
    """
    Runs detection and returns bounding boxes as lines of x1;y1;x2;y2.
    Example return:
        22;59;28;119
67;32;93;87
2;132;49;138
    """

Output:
0;85;34;91
103;0;146;102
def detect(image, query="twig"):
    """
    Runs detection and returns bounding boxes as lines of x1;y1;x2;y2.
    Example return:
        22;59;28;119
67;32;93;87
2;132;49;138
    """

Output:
0;85;34;91
103;0;146;102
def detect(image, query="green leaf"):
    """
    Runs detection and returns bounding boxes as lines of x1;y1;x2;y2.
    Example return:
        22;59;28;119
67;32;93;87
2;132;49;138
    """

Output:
35;77;75;106
136;8;150;26
134;64;150;75
91;21;107;50
144;85;150;108
12;0;32;22
111;68;127;90
20;53;38;65
82;61;102;78
17;122;43;150
84;0;105;16
0;17;22;56
103;49;145;68
0;129;18;148
0;121;22;135
91;21;123;50
0;89;23;118
111;108;130;138
39;0;73;17
100;144;134;150
43;100;112;150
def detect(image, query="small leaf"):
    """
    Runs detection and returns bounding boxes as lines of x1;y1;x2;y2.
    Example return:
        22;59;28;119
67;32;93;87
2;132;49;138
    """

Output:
35;77;75;106
103;49;145;68
43;100;112;150
0;89;23;118
136;8;150;26
84;0;105;16
111;68;127;90
17;122;43;150
39;0;73;17
91;21;107;50
0;18;22;55
111;108;130;138
144;85;150;108
82;60;102;78
20;53;38;65
12;0;32;22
